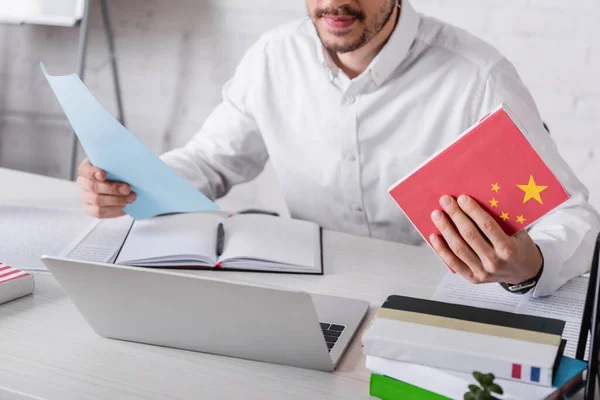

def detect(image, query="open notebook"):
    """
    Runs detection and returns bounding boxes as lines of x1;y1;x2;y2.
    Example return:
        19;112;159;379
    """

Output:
114;212;323;274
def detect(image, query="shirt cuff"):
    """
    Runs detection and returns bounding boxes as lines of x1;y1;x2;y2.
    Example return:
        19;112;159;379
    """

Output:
532;239;568;298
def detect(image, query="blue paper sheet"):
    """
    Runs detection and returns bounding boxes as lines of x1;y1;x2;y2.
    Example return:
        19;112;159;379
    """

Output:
41;63;218;220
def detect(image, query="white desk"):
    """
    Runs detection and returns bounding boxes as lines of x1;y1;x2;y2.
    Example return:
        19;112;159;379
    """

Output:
0;167;588;400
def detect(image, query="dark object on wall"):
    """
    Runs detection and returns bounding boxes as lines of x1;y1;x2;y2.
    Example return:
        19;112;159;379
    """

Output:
575;231;600;399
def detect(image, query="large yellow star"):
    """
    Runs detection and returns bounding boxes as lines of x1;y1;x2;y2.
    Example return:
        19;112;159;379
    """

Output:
499;212;509;221
517;175;547;204
516;215;526;224
489;198;499;207
491;183;501;192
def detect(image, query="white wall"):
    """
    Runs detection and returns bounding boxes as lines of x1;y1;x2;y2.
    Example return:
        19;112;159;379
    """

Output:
0;0;598;213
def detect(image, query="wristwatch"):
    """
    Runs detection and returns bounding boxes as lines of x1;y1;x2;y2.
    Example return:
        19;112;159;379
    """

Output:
499;245;544;295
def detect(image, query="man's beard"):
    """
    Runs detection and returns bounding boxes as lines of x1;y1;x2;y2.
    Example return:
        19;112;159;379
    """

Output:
312;1;396;54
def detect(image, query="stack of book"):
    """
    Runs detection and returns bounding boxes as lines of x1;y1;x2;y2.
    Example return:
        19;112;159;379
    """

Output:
362;295;587;400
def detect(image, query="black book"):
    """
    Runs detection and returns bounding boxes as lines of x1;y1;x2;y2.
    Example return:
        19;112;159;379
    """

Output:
114;212;323;275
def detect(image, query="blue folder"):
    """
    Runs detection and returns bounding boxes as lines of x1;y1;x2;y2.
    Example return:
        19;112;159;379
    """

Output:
553;356;587;396
41;63;218;220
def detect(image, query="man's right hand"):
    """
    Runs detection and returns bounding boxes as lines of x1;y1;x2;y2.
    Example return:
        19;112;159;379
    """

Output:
77;158;136;218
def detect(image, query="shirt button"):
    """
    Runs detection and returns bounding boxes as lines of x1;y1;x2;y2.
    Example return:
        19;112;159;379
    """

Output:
352;204;363;212
345;152;356;162
346;95;355;104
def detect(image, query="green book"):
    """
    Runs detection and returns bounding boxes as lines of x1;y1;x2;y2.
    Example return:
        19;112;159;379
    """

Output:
370;373;451;400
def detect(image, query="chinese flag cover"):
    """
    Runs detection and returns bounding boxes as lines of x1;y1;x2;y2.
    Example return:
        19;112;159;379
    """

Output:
388;104;569;246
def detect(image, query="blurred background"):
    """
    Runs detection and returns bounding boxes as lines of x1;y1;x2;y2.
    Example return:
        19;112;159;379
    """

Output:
0;0;598;215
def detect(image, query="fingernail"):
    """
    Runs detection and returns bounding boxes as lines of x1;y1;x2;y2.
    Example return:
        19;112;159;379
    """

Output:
95;172;103;180
120;185;130;194
126;194;136;203
431;210;442;221
440;195;452;207
429;234;436;244
458;195;468;206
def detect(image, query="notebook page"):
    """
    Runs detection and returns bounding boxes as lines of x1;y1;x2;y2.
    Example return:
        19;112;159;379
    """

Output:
219;214;320;272
516;276;588;358
116;212;222;265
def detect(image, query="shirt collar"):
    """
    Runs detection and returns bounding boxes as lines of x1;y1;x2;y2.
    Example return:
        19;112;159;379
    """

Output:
369;0;420;86
312;0;420;86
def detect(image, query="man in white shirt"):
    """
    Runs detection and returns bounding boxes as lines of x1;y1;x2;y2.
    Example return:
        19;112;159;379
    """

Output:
77;0;600;297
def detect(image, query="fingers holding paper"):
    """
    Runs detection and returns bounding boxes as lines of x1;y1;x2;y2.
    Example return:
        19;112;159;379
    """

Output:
77;158;136;218
429;195;543;286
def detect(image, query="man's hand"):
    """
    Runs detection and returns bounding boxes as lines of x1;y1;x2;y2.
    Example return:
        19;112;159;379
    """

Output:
77;158;136;218
429;194;543;285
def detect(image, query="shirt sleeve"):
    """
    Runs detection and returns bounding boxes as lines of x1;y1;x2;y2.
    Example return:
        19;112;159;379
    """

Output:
475;58;600;297
159;36;270;200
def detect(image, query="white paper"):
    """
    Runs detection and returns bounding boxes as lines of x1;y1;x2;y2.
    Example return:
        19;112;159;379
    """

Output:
0;205;94;271
431;273;522;312
516;277;589;360
61;216;134;263
432;272;589;358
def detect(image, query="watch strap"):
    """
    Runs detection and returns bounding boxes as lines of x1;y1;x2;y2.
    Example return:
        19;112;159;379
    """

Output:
500;244;544;295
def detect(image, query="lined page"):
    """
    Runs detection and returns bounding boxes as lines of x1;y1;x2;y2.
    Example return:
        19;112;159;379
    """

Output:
517;277;588;358
431;273;522;313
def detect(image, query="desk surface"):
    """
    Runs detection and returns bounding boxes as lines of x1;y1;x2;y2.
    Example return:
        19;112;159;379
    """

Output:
0;167;579;400
0;167;444;400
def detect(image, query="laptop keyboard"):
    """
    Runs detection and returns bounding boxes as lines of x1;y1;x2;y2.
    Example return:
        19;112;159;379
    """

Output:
320;322;346;352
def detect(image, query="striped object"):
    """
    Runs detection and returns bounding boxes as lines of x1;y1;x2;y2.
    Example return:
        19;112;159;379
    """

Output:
0;264;30;283
362;295;565;386
0;263;35;305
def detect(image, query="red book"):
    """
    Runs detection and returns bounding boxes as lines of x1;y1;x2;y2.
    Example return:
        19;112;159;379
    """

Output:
388;104;570;248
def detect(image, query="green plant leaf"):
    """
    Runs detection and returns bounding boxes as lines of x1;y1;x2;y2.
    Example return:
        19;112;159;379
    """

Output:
468;384;480;394
483;373;495;386
464;393;476;400
488;383;503;394
473;371;485;386
475;391;487;400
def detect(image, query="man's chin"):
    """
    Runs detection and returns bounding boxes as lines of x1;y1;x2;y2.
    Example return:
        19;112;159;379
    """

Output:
321;37;364;54
313;21;367;53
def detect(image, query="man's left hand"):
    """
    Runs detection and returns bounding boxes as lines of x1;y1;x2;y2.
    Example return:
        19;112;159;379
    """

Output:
429;194;543;285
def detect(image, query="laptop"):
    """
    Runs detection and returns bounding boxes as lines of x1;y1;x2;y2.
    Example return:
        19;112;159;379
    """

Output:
41;256;370;371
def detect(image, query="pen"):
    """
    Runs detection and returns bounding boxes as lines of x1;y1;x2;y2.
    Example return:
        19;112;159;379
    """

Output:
216;222;225;257
230;209;280;217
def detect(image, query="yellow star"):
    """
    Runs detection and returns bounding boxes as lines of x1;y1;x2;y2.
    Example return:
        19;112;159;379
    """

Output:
499;212;509;221
491;183;501;192
516;215;526;224
489;198;499;207
517;175;548;204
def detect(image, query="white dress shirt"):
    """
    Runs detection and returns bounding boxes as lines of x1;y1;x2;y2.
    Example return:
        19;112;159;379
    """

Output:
161;0;600;297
